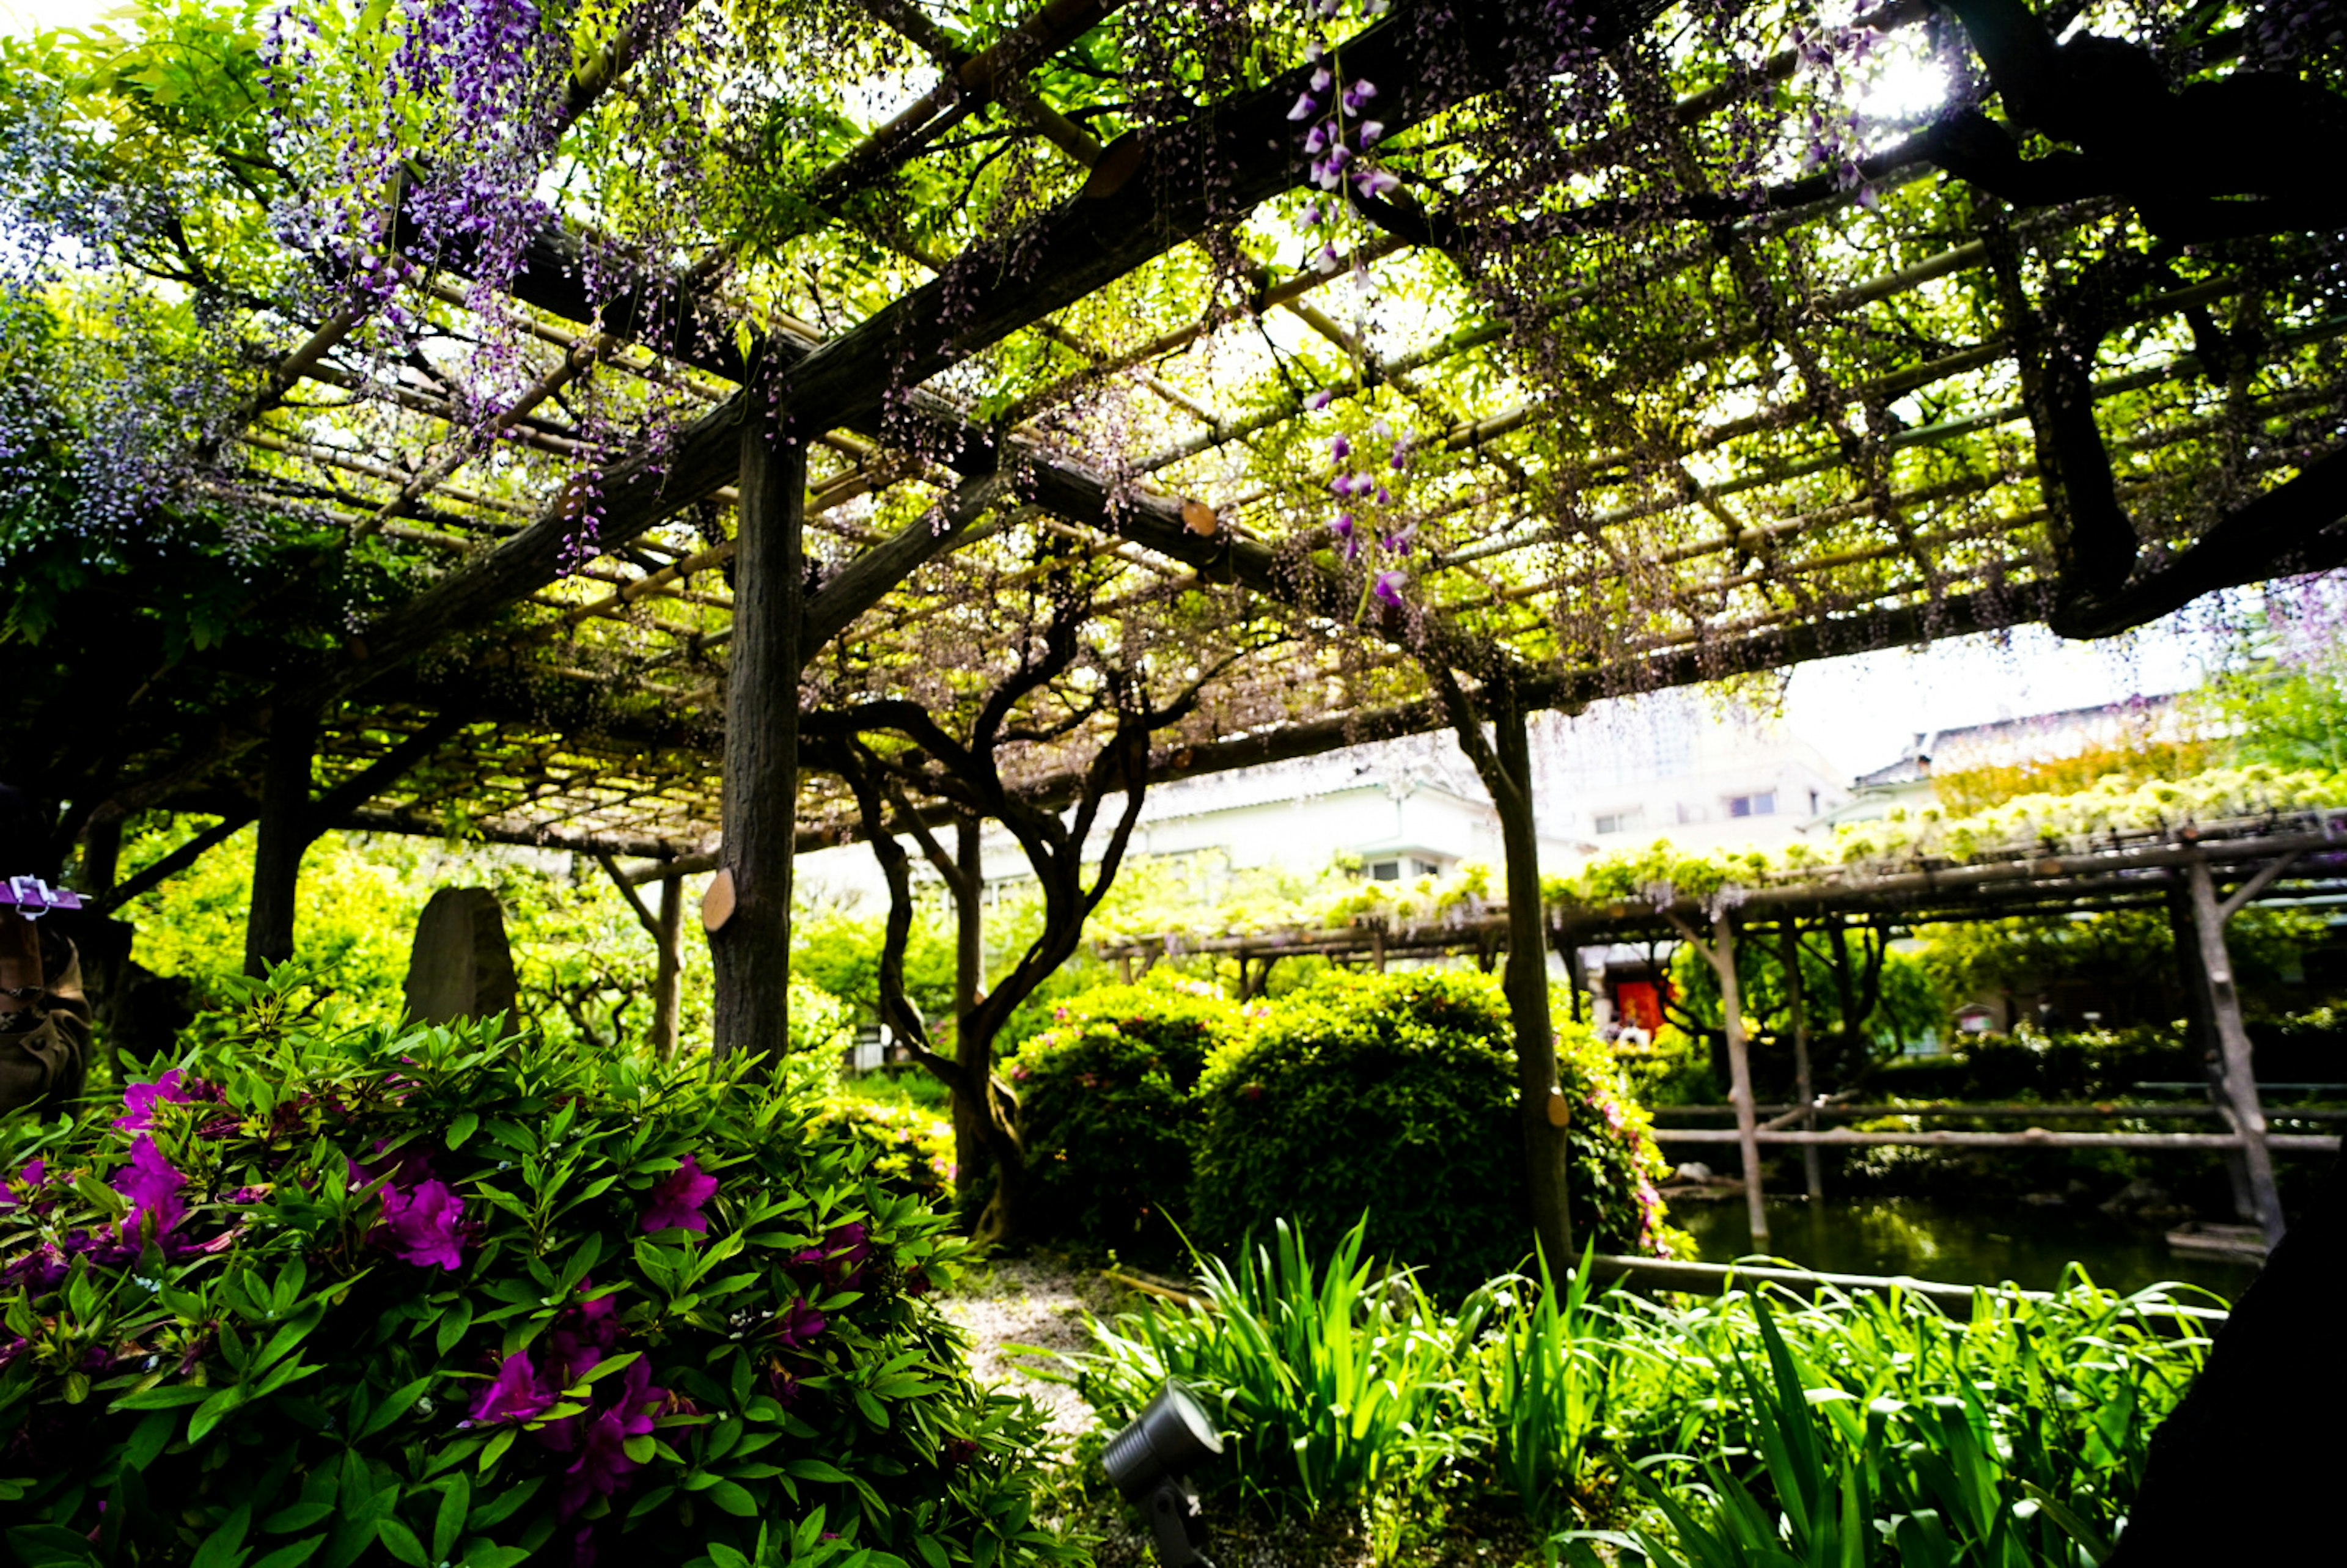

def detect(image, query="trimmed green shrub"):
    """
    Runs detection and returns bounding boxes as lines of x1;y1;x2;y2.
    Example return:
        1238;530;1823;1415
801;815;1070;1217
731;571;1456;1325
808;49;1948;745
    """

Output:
1008;976;1248;1255
0;968;1077;1568
1189;970;1680;1297
814;1098;955;1206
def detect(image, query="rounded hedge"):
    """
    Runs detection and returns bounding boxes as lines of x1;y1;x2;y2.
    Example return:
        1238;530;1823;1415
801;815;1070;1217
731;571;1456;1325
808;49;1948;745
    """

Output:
0;972;1076;1568
1189;970;1680;1297
1008;976;1247;1257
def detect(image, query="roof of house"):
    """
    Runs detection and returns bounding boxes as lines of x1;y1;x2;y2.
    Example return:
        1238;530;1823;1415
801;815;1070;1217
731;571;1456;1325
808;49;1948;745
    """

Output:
1853;693;2183;787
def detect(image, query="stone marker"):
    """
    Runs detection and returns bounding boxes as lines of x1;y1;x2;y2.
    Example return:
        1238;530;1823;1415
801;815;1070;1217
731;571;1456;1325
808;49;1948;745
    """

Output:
403;888;519;1025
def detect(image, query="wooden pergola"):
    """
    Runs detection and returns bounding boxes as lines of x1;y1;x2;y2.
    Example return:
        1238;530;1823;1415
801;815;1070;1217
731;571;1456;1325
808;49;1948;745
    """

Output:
16;0;2347;1257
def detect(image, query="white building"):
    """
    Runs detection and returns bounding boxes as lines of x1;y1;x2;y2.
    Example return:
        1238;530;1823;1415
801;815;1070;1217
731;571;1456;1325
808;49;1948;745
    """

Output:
1546;691;1853;855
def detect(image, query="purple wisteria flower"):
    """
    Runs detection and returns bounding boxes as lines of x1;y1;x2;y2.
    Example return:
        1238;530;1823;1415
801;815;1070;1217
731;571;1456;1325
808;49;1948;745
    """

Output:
380;1179;468;1270
116;1135;188;1240
113;1069;195;1131
471;1351;554;1424
640;1156;718;1234
1373;571;1408;610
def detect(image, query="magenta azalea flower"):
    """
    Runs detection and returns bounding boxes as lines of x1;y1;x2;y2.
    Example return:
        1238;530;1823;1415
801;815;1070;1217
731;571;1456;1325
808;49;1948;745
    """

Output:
116;1135;188;1240
471;1351;554;1425
640;1157;718;1234
772;1298;828;1350
381;1179;467;1270
113;1069;195;1132
546;1289;622;1385
792;1222;875;1288
544;1358;667;1518
0;1158;45;1210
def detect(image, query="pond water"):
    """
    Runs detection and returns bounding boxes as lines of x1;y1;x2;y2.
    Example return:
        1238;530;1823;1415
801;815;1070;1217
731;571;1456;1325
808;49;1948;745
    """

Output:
1675;1194;2260;1302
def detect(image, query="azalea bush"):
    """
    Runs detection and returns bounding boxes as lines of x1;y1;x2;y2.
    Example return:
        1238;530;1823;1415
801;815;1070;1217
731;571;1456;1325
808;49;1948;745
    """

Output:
1189;971;1681;1299
1008;976;1251;1256
0;968;1078;1568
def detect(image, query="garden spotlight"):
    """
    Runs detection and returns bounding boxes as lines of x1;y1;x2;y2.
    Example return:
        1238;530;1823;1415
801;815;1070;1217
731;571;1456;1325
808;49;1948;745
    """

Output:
1100;1380;1222;1568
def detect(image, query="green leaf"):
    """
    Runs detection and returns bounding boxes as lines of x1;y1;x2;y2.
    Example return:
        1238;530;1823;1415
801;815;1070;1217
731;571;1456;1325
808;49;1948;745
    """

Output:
479;1427;516;1473
457;1545;532;1568
249;1540;327;1568
188;1384;251;1444
704;1479;760;1517
375;1518;429;1568
189;1503;253;1568
111;1383;216;1410
447;1110;480;1149
262;1503;337;1536
356;1376;434;1440
786;1459;853;1484
432;1476;471;1563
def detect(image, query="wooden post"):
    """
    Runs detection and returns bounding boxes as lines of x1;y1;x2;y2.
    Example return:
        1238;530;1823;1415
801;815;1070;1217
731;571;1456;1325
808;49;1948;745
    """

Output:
2169;883;2255;1220
651;874;683;1059
1780;922;1823;1201
243;703;318;977
711;368;806;1066
1370;920;1387;973
1491;700;1574;1267
2186;859;2286;1245
1713;911;1769;1247
79;816;122;896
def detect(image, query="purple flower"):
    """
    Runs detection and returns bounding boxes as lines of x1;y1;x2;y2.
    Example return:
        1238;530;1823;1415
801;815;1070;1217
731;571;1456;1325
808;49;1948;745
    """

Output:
381;1179;467;1270
1310;66;1332;93
772;1298;828;1350
1306;390;1333;412
116;1135;188;1241
641;1157;718;1234
1303;123;1328;155
1344;78;1378;110
1358;120;1385;147
791;1222;873;1289
0;1158;46;1210
1286;92;1317;121
1381;522;1417;556
1328;434;1350;460
471;1352;554;1424
546;1289;623;1385
1373;571;1407;610
1354;167;1401;199
114;1069;194;1132
544;1358;666;1518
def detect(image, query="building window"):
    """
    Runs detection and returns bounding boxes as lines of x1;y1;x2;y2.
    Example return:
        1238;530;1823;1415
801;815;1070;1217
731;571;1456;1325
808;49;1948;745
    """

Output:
1725;791;1776;818
1412;857;1442;877
1594;808;1644;835
1676;801;1707;825
1368;859;1401;881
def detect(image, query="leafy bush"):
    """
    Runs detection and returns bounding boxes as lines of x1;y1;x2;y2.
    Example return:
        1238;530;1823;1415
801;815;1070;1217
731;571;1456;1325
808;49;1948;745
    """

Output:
1008;976;1249;1255
1189;970;1678;1298
0;970;1077;1568
814;1099;955;1206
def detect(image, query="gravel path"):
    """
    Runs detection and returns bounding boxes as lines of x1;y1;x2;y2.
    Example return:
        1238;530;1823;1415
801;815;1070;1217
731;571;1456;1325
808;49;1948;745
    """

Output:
938;1250;1124;1453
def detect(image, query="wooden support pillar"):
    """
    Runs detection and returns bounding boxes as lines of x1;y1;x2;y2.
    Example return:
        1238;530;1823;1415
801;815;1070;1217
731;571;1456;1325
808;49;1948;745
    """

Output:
1370;920;1387;973
1714;912;1768;1247
2186;858;2286;1246
1780;922;1823;1203
2169;883;2255;1220
711;370;806;1066
651;874;683;1060
1491;699;1574;1267
244;703;318;978
79;816;122;896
